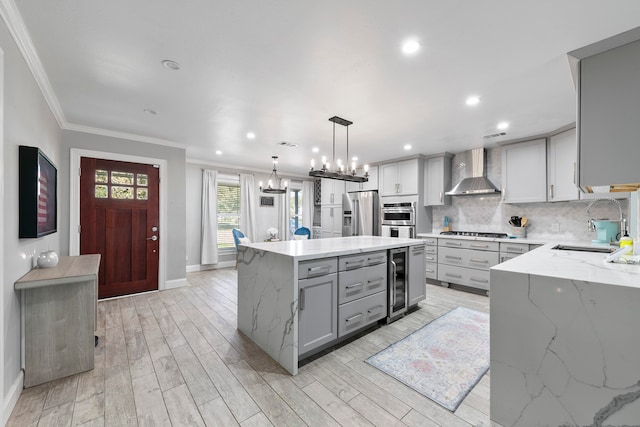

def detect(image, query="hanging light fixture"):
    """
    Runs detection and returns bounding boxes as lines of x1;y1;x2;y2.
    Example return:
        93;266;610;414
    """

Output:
259;156;288;194
309;116;369;183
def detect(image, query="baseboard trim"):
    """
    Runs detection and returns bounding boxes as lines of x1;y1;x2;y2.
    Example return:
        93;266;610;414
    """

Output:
186;261;235;273
2;370;23;426
164;278;188;290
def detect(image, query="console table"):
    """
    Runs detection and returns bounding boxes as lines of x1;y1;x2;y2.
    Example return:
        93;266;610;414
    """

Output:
15;254;100;387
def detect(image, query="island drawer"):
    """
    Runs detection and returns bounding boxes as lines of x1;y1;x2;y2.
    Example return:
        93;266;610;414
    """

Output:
338;263;387;304
298;258;337;279
425;245;437;255
338;291;387;337
423;237;438;246
438;247;499;271
338;251;387;271
425;263;438;280
438;239;499;251
438;264;490;290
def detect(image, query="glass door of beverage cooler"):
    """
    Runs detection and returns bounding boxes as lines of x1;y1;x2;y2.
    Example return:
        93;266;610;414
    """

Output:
388;248;408;320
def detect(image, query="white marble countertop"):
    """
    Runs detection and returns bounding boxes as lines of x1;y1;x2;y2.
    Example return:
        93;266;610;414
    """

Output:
241;236;423;261
416;232;550;245
492;242;639;288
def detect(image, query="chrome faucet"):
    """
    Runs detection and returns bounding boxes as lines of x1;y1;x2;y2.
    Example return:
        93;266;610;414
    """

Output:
585;198;625;233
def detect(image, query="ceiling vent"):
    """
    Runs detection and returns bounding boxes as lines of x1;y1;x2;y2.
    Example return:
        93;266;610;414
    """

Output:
278;141;298;147
483;132;507;139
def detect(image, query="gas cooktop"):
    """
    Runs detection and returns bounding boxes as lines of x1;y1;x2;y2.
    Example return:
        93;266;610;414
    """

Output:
440;231;509;238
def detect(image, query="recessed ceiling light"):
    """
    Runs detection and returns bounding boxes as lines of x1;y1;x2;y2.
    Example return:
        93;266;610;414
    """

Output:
246;132;256;139
351;156;358;161
401;38;421;56
215;150;222;155
404;144;412;151
144;109;157;115
466;96;480;106
312;147;319;153
161;59;181;71
497;121;509;130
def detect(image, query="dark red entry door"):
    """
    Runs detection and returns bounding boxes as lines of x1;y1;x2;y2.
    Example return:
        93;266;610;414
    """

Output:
80;157;160;298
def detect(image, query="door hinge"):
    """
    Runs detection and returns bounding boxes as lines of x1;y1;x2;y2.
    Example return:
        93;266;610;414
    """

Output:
78;225;81;233
153;164;160;168
78;167;81;176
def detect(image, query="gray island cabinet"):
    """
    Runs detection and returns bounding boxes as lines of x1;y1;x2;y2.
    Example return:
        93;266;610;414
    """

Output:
237;236;425;374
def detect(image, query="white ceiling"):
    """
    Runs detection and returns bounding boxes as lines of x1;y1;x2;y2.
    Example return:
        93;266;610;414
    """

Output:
12;0;640;175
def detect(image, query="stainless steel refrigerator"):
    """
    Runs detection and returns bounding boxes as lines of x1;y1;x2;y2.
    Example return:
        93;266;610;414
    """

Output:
342;191;381;236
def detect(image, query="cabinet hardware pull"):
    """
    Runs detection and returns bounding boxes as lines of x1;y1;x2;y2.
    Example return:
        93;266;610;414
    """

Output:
549;184;554;199
367;278;384;287
445;272;462;279
345;313;363;322
299;288;305;310
346;282;364;290
506;246;524;252
445;255;462;260
307;265;330;277
445;242;462;246
470;244;488;249
345;260;364;269
573;162;576;184
367;256;385;265
440;191;443;203
426;240;435;245
470;277;489;283
426;256;435;261
368;305;384;314
470;258;489;264
391;260;397;306
426;268;434;273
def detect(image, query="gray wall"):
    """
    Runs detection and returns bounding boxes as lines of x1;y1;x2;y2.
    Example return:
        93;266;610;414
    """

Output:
60;130;187;282
1;21;63;402
185;162;287;268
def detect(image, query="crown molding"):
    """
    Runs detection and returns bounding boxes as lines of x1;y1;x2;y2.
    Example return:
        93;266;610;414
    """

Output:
0;0;66;127
64;123;186;149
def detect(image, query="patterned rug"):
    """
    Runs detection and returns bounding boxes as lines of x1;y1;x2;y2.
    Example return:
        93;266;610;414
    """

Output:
366;306;489;411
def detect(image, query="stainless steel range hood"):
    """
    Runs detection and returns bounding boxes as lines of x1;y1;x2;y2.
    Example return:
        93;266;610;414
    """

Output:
445;148;501;196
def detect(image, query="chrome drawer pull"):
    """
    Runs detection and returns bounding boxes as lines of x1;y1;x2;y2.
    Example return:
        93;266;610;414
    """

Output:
506;246;524;252
345;260;365;269
445;272;462;279
445;242;462;246
426;269;434;273
470;258;489;264
307;265;330;277
367;278;384;288
426;256;435;261
470;277;489;283
299;289;305;310
470;244;489;249
445;255;462;260
367;256;385;265
367;305;384;314
345;282;364;290
345;313;363;322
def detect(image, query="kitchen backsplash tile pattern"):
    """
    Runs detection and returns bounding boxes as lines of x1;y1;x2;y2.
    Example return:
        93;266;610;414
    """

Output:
433;147;630;241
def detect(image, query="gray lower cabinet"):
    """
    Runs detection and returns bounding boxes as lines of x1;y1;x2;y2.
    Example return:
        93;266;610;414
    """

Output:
437;238;499;291
408;243;426;306
424;238;438;280
298;259;338;357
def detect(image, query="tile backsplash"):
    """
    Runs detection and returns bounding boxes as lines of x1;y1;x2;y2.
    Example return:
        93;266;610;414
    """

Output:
432;147;630;241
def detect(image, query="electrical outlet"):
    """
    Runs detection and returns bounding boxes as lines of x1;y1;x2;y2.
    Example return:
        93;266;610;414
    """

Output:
551;223;560;232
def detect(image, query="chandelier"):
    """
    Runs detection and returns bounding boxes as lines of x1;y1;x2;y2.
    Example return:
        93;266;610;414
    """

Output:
309;116;369;183
259;156;288;194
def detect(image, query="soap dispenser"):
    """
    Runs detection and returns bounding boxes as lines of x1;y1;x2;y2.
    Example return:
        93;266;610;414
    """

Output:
619;231;633;255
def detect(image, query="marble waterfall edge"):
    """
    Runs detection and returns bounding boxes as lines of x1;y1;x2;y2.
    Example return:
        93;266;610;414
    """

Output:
490;269;640;426
237;247;298;373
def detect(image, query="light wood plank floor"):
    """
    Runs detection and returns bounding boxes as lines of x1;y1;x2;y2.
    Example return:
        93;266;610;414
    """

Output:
7;269;492;427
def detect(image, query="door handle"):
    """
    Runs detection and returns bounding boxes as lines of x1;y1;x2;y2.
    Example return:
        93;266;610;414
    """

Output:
147;235;158;241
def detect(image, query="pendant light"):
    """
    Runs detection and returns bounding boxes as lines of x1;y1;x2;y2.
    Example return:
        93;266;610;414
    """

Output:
309;116;369;183
259;156;288;194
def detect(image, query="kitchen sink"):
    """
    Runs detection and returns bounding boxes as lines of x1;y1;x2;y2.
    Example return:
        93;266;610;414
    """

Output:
551;244;614;253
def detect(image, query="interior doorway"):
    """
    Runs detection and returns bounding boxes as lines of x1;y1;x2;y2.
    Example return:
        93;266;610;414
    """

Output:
80;157;160;298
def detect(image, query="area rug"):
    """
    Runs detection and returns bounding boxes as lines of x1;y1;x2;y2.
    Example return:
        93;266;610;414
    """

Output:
365;306;489;411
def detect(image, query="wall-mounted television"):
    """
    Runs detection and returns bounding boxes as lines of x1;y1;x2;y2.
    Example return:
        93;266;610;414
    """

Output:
19;145;57;238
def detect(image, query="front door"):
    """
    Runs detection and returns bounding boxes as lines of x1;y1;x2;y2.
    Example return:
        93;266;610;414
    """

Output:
80;157;160;298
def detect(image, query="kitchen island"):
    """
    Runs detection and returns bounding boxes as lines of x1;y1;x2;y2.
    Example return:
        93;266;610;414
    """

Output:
237;236;425;374
490;243;640;426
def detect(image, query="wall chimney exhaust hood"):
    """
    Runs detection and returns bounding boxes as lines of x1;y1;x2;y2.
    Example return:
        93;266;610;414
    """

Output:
445;148;501;196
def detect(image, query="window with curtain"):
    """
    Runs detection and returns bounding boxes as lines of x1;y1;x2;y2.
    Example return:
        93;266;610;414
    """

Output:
289;189;302;234
217;177;240;249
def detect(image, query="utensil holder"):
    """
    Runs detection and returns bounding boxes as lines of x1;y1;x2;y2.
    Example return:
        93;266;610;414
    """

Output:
512;227;526;238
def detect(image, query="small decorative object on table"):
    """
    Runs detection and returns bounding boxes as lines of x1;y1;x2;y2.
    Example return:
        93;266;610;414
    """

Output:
37;250;59;268
266;227;279;241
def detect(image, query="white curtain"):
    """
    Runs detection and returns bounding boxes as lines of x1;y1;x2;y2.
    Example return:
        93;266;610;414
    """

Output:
239;174;257;242
201;169;218;265
302;180;314;230
278;192;291;241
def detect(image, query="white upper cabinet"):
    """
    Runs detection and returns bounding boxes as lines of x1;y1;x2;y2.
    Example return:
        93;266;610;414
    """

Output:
380;159;418;196
345;165;378;192
501;139;547;203
320;179;345;206
424;155;452;206
548;128;579;202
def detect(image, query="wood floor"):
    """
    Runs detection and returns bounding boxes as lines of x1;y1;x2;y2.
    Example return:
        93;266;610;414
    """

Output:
7;269;492;427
